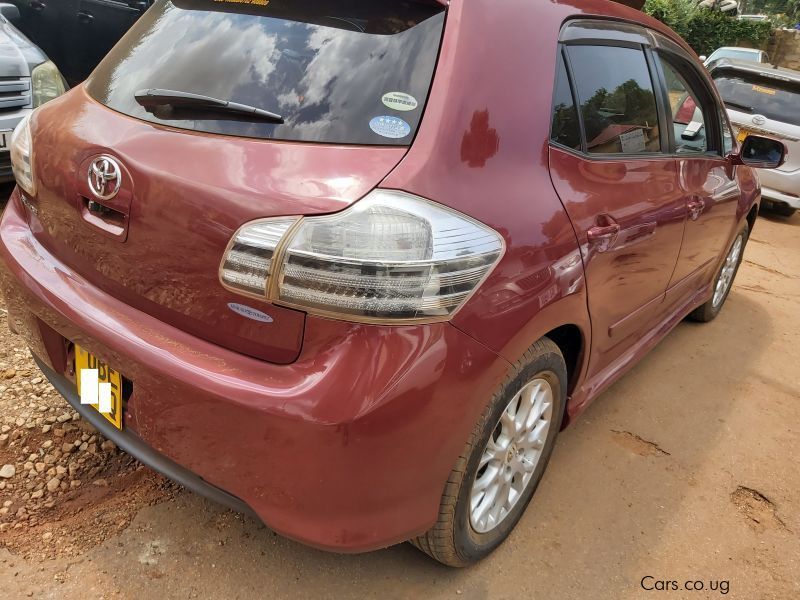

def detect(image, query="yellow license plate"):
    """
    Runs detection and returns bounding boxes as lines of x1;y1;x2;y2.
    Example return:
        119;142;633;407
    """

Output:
75;345;123;430
737;129;751;143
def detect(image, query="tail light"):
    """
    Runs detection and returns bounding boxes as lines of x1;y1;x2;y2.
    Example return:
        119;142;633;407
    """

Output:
220;190;504;324
220;219;298;296
10;113;35;196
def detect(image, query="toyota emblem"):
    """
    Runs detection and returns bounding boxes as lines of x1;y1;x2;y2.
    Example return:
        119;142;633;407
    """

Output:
88;156;122;201
752;115;767;127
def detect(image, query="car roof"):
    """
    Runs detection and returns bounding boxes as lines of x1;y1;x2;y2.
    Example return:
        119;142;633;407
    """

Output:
708;58;800;84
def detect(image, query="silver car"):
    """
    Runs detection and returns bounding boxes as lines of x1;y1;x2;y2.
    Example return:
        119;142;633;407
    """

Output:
0;3;67;182
702;47;770;67
710;59;800;217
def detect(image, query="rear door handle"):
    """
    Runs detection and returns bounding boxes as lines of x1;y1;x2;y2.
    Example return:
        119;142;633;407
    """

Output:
687;197;706;221
77;11;94;24
587;217;621;253
30;0;45;12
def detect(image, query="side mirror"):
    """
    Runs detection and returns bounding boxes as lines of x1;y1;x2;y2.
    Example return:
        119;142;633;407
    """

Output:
730;135;787;169
699;55;707;62
0;3;20;23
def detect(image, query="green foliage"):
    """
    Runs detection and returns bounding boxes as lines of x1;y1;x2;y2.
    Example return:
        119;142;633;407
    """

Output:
644;0;774;56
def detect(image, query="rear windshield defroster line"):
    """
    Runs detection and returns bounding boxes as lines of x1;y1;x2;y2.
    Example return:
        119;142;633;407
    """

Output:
86;0;446;145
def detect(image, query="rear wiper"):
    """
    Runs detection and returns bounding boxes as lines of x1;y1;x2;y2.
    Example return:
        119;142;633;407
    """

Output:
134;89;284;123
723;100;755;113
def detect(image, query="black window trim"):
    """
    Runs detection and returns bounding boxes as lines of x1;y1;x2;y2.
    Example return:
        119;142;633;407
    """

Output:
549;17;728;162
645;45;672;156
553;46;586;154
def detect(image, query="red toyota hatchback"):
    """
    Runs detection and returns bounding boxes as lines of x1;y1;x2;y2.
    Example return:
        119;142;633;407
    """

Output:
0;0;787;566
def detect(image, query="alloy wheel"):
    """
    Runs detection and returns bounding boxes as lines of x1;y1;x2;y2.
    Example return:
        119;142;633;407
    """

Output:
713;234;744;308
469;378;554;534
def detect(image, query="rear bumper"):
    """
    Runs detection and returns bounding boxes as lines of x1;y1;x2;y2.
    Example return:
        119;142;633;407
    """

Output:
34;355;256;518
759;167;800;210
0;190;510;552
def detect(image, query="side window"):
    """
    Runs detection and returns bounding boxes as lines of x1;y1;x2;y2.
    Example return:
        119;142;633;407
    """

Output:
567;45;661;155
656;55;709;154
550;52;581;151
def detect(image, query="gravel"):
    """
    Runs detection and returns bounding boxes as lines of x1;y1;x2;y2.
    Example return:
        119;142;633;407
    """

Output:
0;303;178;560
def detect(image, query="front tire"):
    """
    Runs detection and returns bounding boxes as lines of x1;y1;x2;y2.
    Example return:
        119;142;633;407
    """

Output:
411;338;567;567
773;204;796;218
760;201;796;218
688;223;749;323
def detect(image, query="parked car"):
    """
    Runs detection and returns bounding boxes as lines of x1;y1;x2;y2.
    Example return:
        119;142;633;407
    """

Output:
0;3;66;183
738;14;771;22
701;46;770;66
710;59;800;216
0;0;788;566
6;0;152;84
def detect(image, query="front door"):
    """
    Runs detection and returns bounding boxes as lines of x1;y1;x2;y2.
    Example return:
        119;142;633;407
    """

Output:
549;43;687;379
18;0;71;66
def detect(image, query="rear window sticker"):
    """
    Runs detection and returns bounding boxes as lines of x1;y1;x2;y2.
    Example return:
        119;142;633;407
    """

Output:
369;116;411;139
382;92;419;112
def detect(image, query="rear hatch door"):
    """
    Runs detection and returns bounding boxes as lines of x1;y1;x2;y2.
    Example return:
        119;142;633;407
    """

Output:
27;0;446;363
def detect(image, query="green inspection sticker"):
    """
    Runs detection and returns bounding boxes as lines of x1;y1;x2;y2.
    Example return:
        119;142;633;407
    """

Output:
381;92;419;112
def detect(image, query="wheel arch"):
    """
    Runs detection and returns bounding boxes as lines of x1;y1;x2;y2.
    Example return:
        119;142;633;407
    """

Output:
746;203;758;234
543;324;584;400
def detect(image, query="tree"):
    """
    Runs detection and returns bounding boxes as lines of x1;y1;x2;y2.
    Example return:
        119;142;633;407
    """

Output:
644;0;774;55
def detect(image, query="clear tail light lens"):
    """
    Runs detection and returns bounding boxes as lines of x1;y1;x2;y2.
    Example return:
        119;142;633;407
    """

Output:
219;191;505;323
10;113;35;196
220;218;298;297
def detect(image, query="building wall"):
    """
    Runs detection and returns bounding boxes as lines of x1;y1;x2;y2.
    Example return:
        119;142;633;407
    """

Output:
766;29;800;71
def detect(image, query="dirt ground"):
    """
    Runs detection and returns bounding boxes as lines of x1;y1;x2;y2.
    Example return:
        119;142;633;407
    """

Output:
0;205;798;599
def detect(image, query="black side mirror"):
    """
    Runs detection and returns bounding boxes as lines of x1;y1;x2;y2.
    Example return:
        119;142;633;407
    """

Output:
731;135;787;169
0;3;21;23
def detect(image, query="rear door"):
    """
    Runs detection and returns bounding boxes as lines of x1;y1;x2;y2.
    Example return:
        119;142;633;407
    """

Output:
66;0;150;82
654;47;741;297
549;23;687;379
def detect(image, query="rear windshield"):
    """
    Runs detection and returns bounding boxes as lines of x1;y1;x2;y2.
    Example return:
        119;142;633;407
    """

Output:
712;70;800;125
86;0;445;145
710;49;761;62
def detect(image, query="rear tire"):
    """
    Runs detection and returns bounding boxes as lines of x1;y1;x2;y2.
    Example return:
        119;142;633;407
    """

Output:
688;223;749;323
410;338;567;567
